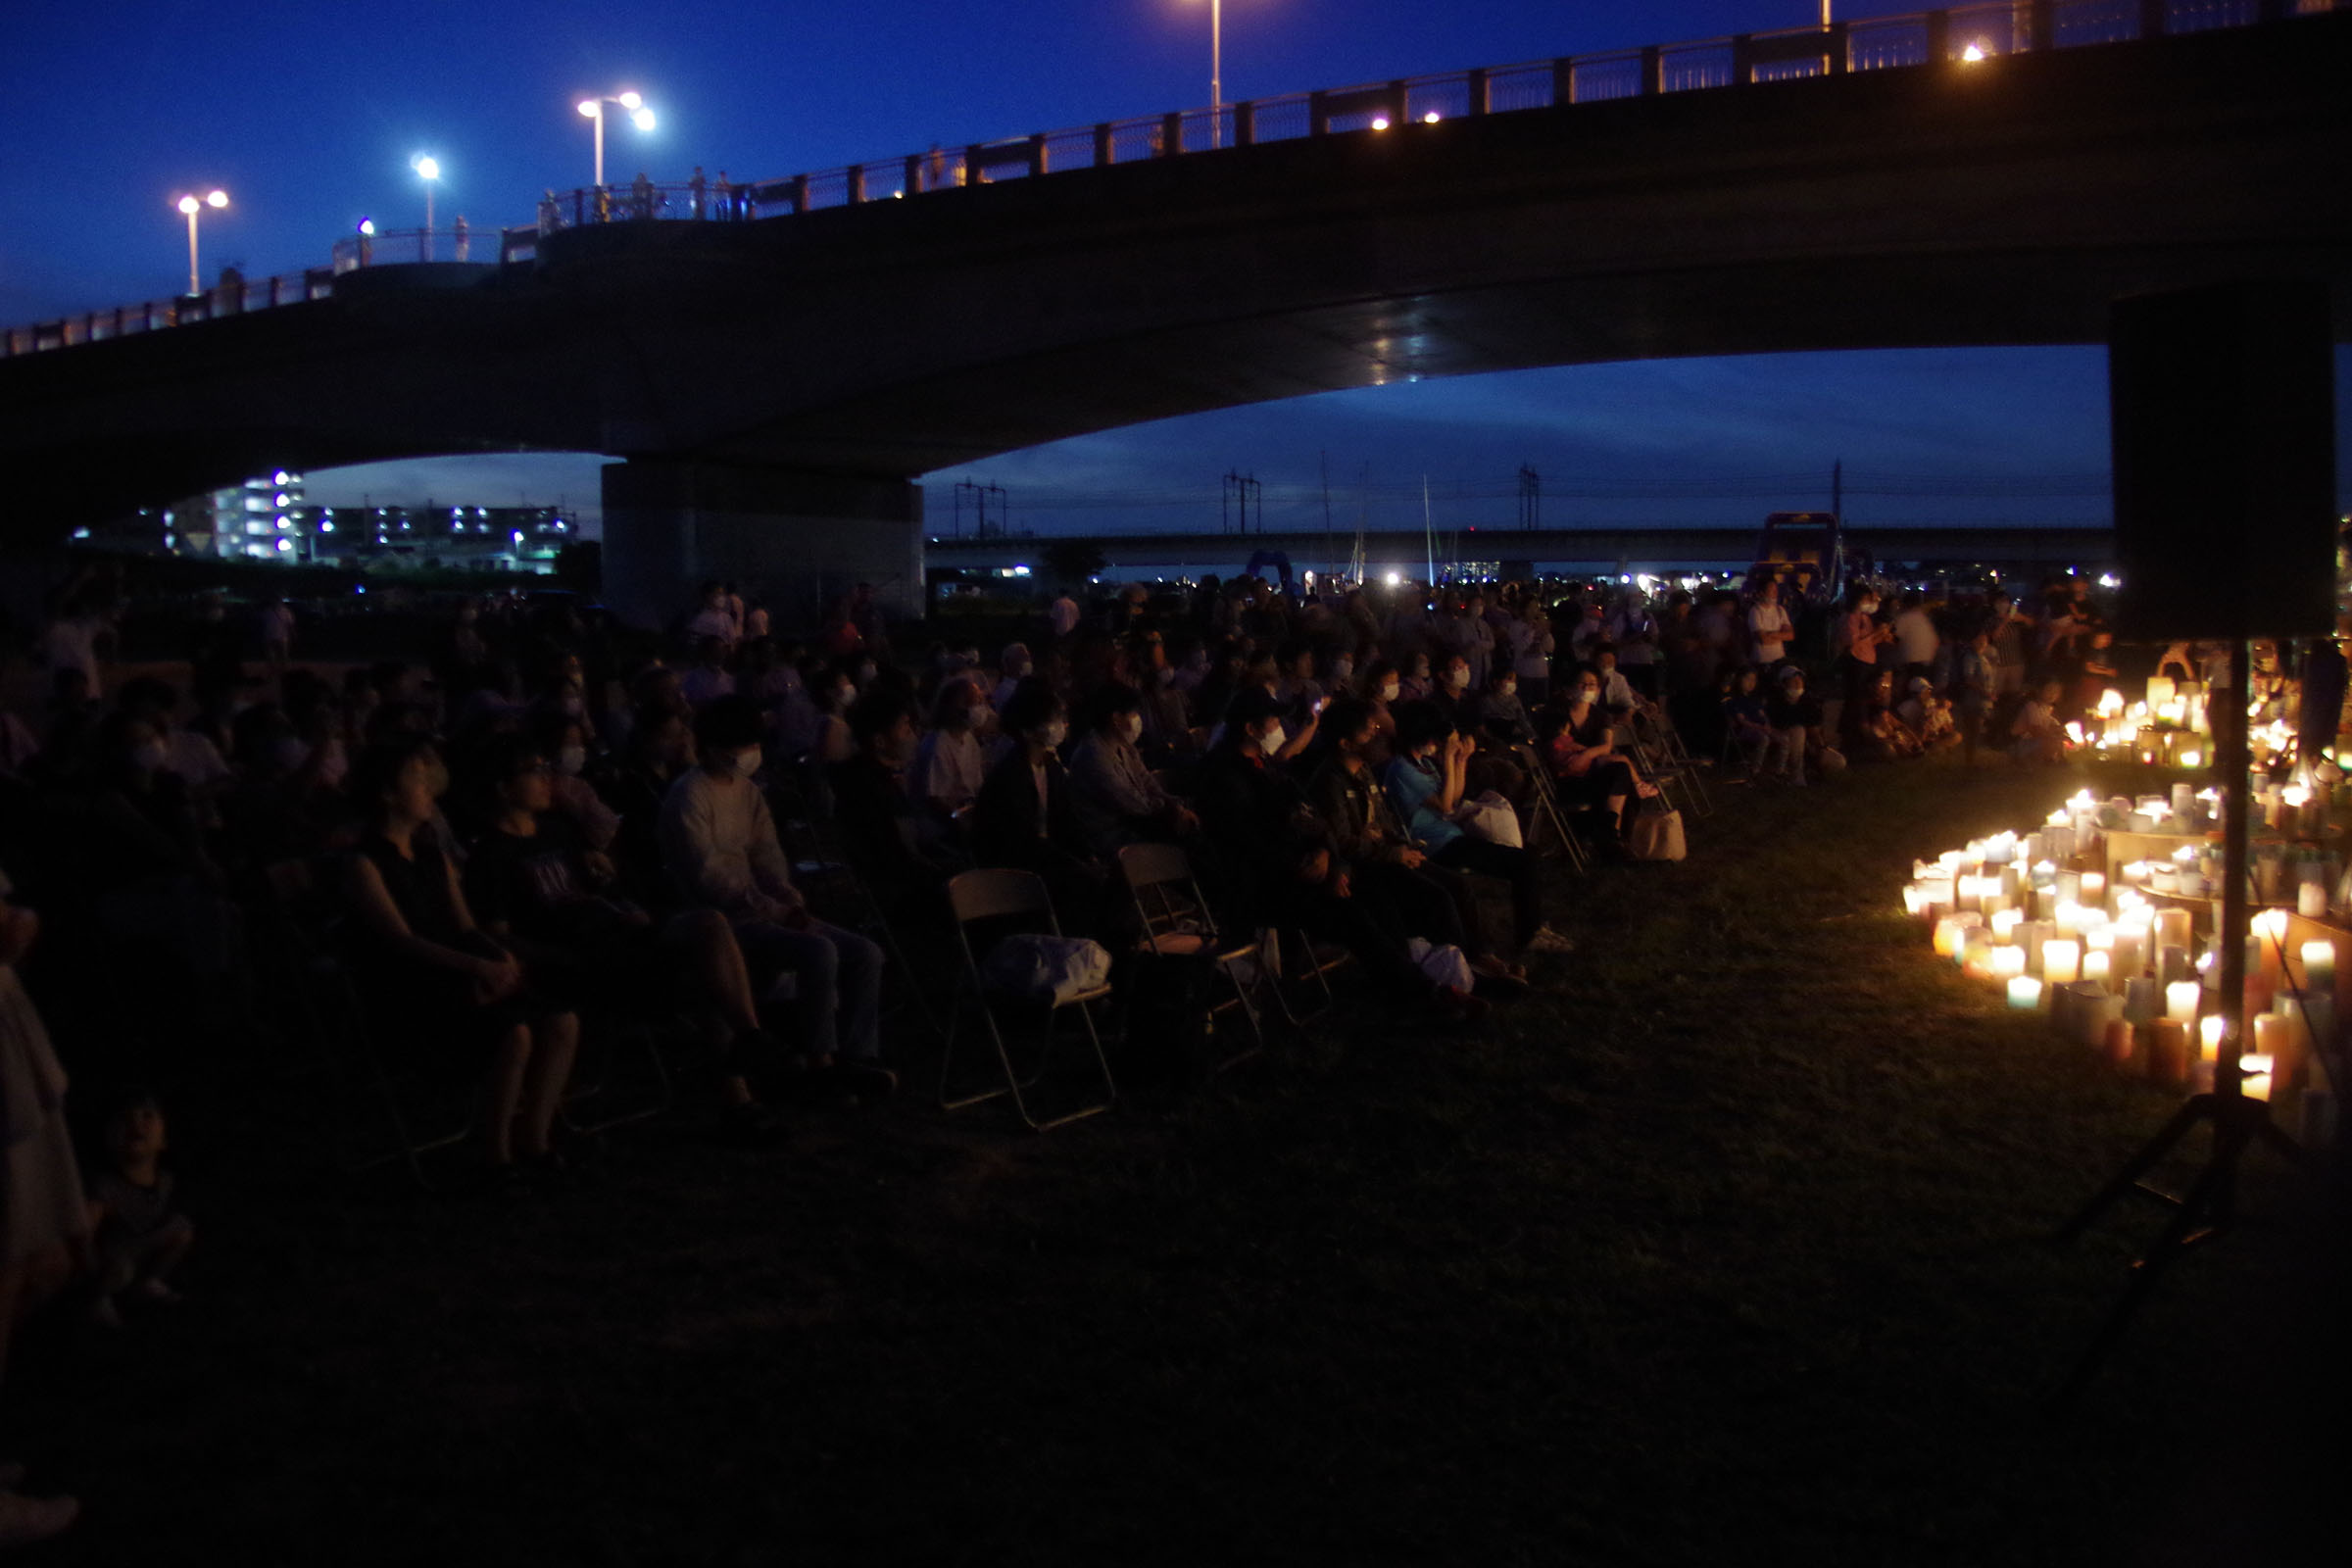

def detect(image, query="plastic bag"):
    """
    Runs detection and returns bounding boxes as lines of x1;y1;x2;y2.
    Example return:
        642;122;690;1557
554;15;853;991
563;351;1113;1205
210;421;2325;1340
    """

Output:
1405;937;1475;993
1456;791;1524;849
980;933;1113;1003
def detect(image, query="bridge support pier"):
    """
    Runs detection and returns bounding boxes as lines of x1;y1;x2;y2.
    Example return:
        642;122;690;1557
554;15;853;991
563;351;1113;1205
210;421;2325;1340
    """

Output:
600;459;924;632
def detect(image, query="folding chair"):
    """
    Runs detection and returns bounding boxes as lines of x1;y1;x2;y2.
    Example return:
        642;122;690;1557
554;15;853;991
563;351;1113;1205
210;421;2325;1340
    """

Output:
1635;705;1713;815
940;868;1117;1130
1117;841;1265;1072
1516;751;1592;874
1267;925;1353;1028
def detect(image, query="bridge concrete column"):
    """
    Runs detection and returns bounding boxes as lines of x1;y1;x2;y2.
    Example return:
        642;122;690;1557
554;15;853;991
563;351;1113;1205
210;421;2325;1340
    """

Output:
600;459;924;633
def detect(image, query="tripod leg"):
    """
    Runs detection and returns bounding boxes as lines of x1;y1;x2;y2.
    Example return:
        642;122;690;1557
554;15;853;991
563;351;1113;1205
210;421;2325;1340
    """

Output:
2053;1094;2215;1243
2043;1143;2233;1418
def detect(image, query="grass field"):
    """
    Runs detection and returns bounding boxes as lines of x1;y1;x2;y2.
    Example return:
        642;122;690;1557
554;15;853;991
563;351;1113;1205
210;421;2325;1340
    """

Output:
11;757;2345;1566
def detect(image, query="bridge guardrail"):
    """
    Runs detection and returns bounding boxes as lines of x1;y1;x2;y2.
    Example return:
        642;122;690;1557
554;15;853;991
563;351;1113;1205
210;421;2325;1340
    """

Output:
4;0;2335;361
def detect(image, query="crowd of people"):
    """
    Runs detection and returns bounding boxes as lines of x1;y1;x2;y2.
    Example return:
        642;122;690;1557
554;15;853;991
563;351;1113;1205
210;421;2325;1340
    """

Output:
0;560;2346;1544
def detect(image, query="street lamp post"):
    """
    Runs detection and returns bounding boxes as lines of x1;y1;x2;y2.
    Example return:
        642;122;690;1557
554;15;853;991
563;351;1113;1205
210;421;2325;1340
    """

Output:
173;189;228;296
413;156;440;259
576;91;656;194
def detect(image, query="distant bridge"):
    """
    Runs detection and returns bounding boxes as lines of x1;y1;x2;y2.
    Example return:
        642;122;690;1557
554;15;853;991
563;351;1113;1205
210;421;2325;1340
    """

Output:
925;524;2120;577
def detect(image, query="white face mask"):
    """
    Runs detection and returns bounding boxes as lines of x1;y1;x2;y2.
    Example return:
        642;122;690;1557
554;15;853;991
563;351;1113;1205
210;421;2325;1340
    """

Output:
556;745;587;777
1497;682;1517;700
130;739;170;773
732;746;762;778
1577;686;1600;703
1038;720;1068;750
1120;712;1144;744
1380;682;1400;704
1444;669;1469;690
1258;724;1287;758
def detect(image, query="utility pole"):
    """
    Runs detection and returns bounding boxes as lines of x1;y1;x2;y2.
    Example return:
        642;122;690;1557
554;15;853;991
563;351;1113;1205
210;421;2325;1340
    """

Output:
954;479;1005;539
1321;452;1336;582
1518;465;1541;531
1832;458;1843;519
1222;470;1260;534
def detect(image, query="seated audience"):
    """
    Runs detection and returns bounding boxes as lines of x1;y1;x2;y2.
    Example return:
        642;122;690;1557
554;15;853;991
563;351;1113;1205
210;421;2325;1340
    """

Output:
1382;704;1570;957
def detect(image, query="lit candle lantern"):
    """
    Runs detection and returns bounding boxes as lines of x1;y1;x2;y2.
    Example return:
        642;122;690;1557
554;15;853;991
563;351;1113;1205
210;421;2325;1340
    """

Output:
2302;940;2336;995
2154;909;2192;952
2080;871;2105;906
2253;1012;2297;1098
1989;945;2027;980
1902;884;1926;917
2053;900;2087;938
1933;914;1980;959
2042;940;2081;985
2103;1018;2135;1066
2180;749;2202;768
2007;976;2043;1010
2239;1053;2274;1102
2082;950;2112;984
2299;881;2329;918
2019;920;2055;975
2198;1013;2225;1062
1960;929;1994;978
1991;908;2024;942
2165;981;2201;1024
2147;675;2177;706
2109;930;2144;980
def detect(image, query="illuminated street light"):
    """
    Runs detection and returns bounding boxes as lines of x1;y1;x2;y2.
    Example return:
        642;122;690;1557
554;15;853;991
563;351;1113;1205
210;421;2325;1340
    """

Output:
413;155;440;257
172;189;228;296
576;91;657;189
1961;40;1988;62
1370;116;1391;131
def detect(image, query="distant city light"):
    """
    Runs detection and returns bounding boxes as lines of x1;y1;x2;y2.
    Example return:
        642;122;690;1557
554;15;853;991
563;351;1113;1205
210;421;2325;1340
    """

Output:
272;470;289;485
1422;111;1441;124
274;539;291;553
412;155;440;182
1384;571;1401;586
1369;116;1391;131
358;219;375;236
1962;41;1988;62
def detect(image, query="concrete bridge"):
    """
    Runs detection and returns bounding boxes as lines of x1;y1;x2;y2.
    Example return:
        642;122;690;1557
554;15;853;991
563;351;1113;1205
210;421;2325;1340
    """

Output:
1;1;2343;625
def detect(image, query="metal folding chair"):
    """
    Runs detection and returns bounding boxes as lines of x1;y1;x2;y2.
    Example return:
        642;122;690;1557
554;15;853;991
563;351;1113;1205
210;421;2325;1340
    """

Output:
1117;841;1265;1071
1636;705;1714;815
768;773;946;1045
1267;925;1353;1027
940;868;1117;1131
1516;748;1592;874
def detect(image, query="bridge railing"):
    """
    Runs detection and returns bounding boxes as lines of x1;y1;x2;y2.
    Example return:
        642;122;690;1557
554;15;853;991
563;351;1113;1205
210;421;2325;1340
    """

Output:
4;0;2337;360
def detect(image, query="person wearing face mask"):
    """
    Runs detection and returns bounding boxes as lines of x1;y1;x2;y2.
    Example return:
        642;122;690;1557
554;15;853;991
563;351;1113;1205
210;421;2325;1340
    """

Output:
1474;667;1535;749
1066;685;1199;858
660;698;894;1093
972;680;1112;937
1307;698;1524;994
1383;705;1573;957
1506;596;1555;706
529;713;620;852
1197;691;1487;1020
1396;651;1435;707
910;677;990;847
1356;659;1403;768
1543;678;1643;846
1838;586;1892;727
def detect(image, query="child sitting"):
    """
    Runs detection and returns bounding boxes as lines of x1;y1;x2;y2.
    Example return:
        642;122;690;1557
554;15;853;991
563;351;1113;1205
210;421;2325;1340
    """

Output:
86;1092;193;1326
2012;679;2067;765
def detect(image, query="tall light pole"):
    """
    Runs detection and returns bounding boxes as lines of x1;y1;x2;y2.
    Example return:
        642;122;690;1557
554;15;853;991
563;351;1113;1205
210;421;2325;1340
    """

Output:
576;91;656;190
1210;0;1222;114
173;188;228;296
413;156;440;258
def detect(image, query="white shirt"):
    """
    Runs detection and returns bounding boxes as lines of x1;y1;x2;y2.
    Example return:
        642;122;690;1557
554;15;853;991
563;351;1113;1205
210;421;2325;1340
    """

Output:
1893;608;1939;665
1748;603;1792;662
911;726;986;811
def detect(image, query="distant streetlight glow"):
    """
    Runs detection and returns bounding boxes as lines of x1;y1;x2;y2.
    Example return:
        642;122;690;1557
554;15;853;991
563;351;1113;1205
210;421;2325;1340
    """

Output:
1422;110;1441;123
412;155;441;257
1961;40;1988;62
577;91;657;188
171;188;228;296
1370;116;1391;131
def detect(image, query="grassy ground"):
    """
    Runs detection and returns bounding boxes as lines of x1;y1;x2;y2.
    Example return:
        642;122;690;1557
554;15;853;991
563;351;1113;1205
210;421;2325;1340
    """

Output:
10;756;2344;1566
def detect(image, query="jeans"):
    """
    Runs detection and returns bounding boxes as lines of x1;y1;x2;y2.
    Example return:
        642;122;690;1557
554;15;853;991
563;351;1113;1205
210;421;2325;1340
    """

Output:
734;916;884;1061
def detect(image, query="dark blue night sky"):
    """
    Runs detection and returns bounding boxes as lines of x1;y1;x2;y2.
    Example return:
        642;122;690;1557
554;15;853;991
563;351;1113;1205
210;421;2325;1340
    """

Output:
3;1;2341;535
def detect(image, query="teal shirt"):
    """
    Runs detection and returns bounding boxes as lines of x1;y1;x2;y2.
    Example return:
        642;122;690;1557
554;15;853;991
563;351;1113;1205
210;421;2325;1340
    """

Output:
1381;756;1462;854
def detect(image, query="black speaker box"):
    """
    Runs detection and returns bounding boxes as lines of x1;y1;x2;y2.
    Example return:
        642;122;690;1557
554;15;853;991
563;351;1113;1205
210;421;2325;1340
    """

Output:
2108;282;2336;640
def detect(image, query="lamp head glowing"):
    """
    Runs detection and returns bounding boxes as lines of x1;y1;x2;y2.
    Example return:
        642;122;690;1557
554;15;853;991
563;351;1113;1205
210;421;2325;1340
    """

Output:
632;109;656;131
358;219;375;236
205;190;228;209
414;156;440;181
1369;116;1391;131
176;195;200;215
616;91;642;110
577;99;600;118
1961;41;1987;62
1422;111;1441;124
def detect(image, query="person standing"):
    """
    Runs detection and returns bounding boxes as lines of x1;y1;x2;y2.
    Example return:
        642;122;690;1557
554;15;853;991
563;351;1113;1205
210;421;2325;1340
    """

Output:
1890;592;1938;685
1747;580;1794;670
